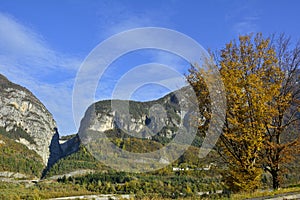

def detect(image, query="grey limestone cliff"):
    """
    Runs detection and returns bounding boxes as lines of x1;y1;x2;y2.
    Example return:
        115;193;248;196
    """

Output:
0;74;61;165
78;87;201;141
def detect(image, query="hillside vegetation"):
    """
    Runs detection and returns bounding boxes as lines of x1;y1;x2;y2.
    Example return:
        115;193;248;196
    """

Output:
0;128;44;178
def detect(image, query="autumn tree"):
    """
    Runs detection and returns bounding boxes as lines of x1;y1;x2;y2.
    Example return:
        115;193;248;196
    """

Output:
261;34;300;189
218;34;284;191
188;33;285;192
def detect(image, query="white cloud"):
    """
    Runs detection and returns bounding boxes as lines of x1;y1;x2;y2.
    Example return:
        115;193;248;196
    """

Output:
0;3;187;135
0;13;48;56
0;12;81;135
95;1;176;39
233;19;258;35
225;2;261;35
0;13;80;73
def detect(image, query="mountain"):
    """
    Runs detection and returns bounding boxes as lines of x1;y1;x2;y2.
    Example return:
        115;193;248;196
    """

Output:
0;75;206;178
44;87;205;176
0;74;61;167
78;86;200;142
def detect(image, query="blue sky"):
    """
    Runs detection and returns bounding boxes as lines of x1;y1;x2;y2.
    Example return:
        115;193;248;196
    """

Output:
0;0;299;135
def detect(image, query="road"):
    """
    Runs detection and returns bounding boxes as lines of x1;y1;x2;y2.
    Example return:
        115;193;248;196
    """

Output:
48;194;131;200
265;193;300;200
248;192;300;200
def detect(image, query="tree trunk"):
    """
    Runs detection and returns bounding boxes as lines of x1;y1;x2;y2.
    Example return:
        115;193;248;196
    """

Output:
272;170;280;190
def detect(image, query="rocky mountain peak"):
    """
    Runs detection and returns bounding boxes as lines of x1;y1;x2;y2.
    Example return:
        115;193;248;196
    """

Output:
0;74;61;165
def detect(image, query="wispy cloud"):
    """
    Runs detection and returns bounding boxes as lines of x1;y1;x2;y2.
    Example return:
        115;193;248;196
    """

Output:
0;12;81;134
233;17;259;35
95;1;176;39
0;2;187;135
225;1;261;35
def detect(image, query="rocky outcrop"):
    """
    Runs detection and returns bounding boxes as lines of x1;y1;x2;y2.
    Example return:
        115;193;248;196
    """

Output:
78;87;200;140
0;171;29;179
0;74;61;165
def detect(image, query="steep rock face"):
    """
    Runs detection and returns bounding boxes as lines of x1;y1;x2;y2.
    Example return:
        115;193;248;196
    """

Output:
78;87;200;140
0;74;61;165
